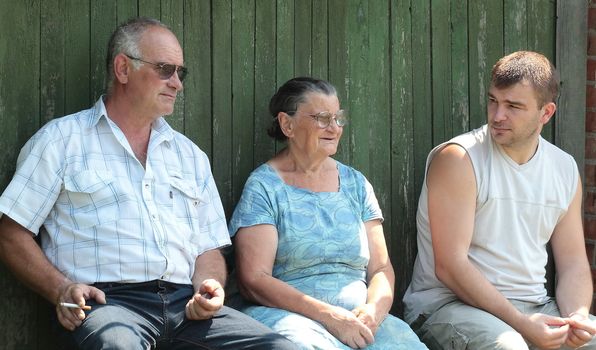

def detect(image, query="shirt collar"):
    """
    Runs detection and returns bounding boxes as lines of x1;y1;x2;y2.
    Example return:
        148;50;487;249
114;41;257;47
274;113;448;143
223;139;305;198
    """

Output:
88;95;176;143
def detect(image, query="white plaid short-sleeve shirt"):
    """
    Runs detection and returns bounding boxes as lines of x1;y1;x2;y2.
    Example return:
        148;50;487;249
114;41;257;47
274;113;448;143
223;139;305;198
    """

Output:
0;97;230;284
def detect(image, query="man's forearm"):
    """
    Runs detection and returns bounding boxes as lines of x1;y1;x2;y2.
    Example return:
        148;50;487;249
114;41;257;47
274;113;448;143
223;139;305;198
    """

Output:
191;249;227;291
437;257;526;329
0;216;71;304
556;264;593;317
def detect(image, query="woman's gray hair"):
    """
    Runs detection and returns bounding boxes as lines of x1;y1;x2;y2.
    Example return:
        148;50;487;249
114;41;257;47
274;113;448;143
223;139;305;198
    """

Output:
105;17;170;94
268;77;337;141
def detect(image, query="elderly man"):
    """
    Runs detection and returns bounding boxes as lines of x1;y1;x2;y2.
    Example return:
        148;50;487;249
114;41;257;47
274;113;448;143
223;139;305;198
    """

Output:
0;17;295;350
404;51;596;349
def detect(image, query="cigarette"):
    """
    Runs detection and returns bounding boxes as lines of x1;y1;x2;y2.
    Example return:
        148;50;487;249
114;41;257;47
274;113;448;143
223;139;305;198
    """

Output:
59;302;92;311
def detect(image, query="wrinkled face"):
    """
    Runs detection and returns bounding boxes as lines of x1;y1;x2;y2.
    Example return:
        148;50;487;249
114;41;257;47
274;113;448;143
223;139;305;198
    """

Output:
287;92;343;158
487;81;551;155
127;26;184;119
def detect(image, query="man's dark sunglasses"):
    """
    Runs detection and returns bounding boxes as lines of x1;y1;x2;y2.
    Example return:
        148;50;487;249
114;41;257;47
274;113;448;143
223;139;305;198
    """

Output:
126;55;188;82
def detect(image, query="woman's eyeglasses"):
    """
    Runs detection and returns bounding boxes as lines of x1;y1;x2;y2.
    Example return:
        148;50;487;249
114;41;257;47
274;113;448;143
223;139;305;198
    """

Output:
126;55;188;82
297;110;348;129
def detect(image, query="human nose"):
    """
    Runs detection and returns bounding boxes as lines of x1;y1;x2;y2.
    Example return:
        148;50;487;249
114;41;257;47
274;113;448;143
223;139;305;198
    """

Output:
491;104;507;123
168;71;184;91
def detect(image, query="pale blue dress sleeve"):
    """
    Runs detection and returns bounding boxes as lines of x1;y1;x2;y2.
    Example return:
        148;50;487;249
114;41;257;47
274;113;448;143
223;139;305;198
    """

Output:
229;162;427;350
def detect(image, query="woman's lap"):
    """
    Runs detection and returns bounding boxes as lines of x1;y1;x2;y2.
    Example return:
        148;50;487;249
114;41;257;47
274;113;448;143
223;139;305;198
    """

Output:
244;305;427;350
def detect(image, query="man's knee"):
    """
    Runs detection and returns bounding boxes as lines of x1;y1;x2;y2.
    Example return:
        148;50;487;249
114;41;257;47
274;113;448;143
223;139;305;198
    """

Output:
74;321;152;350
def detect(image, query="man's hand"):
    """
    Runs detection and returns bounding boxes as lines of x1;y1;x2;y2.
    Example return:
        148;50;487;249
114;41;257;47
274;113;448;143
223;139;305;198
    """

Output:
352;303;384;335
56;283;106;331
565;314;596;348
518;313;569;349
322;305;374;349
185;278;224;320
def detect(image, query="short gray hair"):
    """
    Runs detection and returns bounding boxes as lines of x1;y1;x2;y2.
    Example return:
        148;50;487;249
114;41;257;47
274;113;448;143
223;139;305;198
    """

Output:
105;17;170;94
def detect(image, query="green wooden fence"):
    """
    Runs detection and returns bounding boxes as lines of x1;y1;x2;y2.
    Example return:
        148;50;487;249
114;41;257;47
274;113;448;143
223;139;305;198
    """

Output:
0;0;586;348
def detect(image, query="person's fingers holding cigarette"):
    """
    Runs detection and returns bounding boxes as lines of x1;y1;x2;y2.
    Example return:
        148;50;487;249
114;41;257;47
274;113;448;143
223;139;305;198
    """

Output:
56;283;106;331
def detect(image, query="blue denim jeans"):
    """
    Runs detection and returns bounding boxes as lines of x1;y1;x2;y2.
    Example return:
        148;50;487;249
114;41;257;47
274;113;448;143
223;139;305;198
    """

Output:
53;280;296;350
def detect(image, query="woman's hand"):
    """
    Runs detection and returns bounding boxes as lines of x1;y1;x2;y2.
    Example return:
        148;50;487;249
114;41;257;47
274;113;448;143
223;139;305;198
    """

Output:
352;303;384;335
321;305;374;349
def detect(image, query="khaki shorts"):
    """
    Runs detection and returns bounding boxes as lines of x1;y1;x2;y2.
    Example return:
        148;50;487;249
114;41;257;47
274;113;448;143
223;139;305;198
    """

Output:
411;299;596;350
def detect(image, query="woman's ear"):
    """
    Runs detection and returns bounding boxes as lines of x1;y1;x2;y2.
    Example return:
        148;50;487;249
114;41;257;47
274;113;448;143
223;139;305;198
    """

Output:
278;112;294;137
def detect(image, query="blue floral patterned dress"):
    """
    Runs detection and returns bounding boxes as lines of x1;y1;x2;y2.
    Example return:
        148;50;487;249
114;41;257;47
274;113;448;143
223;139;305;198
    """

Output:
229;162;427;349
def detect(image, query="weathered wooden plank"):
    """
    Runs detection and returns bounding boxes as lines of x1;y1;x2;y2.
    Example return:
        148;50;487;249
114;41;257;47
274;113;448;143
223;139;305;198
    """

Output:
556;0;587;175
411;0;432;194
294;0;313;76
41;0;66;123
431;0;452;144
468;0;503;129
311;0;329;80
65;0;91;115
275;0;295;153
90;1;117;102
529;0;557;142
117;0;138;23
212;0;234;217
254;0;277;166
451;0;470;136
160;0;185;133
231;0;256;204
390;0;416;317
365;0;393;304
138;0;161;20
504;0;528;53
345;0;371;172
183;0;212;156
0;1;42;348
328;0;349;164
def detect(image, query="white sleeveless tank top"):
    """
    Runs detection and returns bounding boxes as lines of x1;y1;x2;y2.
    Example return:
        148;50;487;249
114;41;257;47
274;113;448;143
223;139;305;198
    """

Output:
403;125;578;324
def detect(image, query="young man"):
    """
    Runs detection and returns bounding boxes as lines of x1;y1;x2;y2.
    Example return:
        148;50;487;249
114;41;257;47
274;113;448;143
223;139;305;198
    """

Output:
404;51;596;349
0;17;296;350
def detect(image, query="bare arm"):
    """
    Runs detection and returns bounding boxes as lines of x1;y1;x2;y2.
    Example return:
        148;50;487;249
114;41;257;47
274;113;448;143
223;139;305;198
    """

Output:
0;215;105;330
551;177;596;347
235;224;374;349
428;144;568;349
186;248;227;320
352;220;395;334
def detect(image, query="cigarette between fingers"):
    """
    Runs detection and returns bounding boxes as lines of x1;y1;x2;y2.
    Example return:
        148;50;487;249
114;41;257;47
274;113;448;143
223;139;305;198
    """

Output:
59;302;92;311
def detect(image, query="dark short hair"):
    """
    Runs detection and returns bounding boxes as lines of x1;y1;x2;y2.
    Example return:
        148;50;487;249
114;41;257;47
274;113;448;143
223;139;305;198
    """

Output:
491;51;559;107
267;77;338;141
105;17;170;94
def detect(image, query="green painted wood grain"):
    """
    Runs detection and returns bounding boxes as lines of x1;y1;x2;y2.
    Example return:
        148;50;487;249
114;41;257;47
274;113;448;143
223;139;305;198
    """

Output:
390;0;416;317
231;0;256;204
451;0;470;136
0;1;576;341
254;0;277;167
0;2;42;348
294;0;313;76
411;0;432;195
431;0;452;144
183;0;212;156
212;0;234;217
529;0;556;142
275;0;295;154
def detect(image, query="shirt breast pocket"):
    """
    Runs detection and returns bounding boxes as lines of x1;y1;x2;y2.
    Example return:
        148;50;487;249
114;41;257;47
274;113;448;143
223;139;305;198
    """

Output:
169;177;204;235
63;170;119;229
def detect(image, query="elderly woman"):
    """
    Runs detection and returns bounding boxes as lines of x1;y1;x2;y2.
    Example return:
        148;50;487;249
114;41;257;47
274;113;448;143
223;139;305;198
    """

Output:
228;77;426;349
